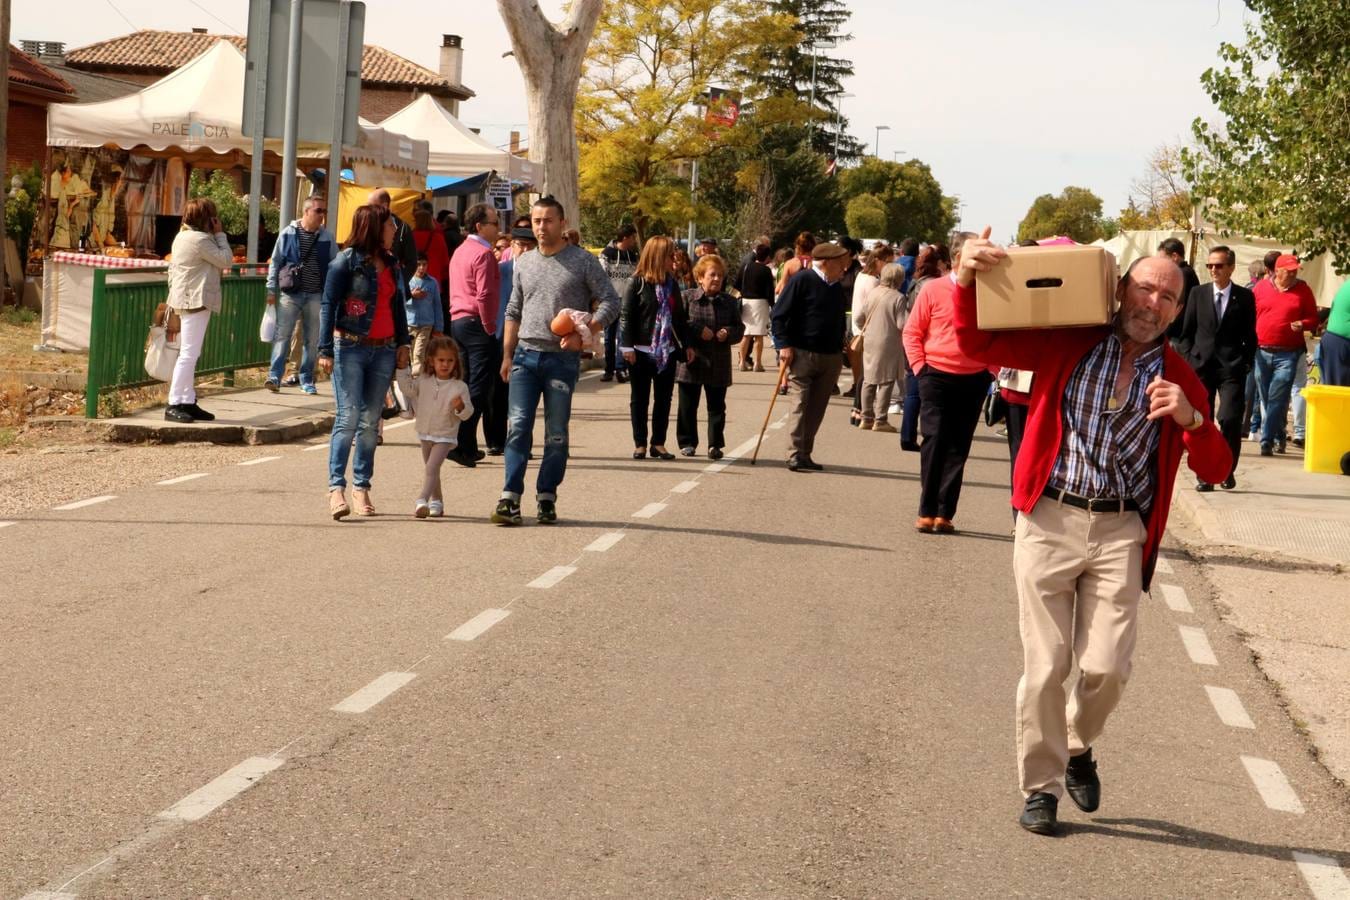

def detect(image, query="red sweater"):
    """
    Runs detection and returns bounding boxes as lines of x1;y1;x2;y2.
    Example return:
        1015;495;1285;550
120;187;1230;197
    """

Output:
952;281;1231;589
903;276;988;375
1253;278;1318;349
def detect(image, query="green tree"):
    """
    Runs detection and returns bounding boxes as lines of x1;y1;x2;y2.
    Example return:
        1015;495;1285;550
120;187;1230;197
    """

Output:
845;193;887;238
1015;186;1107;243
577;0;796;239
1183;0;1350;272
188;169;279;235
836;157;955;244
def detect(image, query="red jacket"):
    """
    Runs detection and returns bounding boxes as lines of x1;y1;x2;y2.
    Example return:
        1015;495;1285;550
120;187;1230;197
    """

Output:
952;281;1231;589
1253;278;1318;349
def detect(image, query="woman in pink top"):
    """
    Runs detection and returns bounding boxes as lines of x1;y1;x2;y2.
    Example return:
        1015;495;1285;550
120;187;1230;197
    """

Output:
902;231;992;534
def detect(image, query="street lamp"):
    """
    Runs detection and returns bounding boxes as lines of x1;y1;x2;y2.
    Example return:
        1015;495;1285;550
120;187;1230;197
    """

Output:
874;124;891;158
832;91;855;164
806;36;839;139
892;150;907;162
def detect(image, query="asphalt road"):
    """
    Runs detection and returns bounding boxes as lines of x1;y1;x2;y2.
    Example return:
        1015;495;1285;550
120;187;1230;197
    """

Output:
4;368;1348;899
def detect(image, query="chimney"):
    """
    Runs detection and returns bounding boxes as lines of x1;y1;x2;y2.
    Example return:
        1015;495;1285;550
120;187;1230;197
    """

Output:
439;34;464;87
192;27;208;35
21;40;66;62
509;131;521;154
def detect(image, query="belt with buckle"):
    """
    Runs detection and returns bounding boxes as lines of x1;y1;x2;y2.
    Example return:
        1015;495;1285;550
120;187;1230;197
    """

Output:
1043;486;1139;513
335;330;394;347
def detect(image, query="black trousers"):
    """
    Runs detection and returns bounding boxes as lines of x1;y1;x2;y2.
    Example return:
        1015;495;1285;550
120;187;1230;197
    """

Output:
483;339;508;451
604;319;627;375
451;316;497;457
1203;369;1245;481
676;381;728;451
628;352;675;447
917;367;991;519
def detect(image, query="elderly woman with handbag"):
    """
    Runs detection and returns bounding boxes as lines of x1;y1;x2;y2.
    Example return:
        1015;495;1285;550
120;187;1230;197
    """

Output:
163;198;233;423
854;263;908;432
677;254;745;459
318;204;412;520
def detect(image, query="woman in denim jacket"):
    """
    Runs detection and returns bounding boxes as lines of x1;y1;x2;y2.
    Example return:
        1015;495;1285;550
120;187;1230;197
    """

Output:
318;204;411;519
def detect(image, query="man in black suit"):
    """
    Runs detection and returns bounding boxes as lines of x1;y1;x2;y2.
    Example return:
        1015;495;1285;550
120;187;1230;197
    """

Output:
1172;245;1256;491
1159;237;1200;341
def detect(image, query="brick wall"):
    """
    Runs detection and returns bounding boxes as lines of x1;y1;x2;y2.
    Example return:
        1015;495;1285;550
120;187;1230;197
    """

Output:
6;101;51;172
359;88;419;124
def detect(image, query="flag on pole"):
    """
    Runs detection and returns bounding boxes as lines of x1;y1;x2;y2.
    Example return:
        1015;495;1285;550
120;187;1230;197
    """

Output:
825;158;837;177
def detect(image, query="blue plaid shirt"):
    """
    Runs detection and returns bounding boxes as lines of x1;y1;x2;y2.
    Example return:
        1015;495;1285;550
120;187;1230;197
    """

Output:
1048;334;1164;513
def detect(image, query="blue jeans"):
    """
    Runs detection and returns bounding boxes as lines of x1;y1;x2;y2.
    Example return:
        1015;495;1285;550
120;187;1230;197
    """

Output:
328;341;397;489
502;347;580;502
604;319;627;375
1245;369;1262;435
1255;348;1299;447
268;291;322;385
1291;351;1308;439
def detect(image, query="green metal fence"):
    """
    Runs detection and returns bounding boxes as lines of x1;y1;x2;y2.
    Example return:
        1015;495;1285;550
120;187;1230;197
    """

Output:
84;265;272;417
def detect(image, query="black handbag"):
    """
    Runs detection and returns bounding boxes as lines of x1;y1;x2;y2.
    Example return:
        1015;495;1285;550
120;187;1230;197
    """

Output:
983;382;1008;427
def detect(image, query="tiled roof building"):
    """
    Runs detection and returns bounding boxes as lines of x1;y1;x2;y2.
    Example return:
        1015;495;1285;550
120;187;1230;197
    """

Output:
6;44;78;171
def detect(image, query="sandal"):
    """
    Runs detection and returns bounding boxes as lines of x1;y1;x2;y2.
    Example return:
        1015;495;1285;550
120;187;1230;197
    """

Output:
649;445;675;460
351;488;376;516
329;489;350;521
633;447;647;459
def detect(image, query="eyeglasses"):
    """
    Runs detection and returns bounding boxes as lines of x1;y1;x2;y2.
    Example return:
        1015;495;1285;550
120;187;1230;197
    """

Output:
1205;263;1231;269
313;208;327;214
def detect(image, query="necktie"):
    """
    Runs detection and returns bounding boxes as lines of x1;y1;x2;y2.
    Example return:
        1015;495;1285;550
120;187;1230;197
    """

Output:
1215;289;1225;322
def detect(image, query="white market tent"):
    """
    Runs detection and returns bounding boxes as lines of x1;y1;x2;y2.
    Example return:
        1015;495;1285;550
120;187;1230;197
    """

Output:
378;93;537;184
47;42;428;182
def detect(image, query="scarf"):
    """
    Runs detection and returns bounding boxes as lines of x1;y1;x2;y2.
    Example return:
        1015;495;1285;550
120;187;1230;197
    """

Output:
650;277;676;370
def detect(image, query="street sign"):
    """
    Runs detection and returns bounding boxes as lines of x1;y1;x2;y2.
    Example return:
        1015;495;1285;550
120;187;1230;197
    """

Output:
487;176;513;216
242;0;365;145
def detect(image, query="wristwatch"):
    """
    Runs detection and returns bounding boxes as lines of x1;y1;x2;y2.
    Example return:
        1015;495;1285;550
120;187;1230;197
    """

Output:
1184;408;1204;432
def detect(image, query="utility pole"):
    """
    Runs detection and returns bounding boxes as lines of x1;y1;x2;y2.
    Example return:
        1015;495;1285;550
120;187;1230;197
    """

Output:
1;0;11;301
873;124;890;159
832;91;854;166
277;0;304;235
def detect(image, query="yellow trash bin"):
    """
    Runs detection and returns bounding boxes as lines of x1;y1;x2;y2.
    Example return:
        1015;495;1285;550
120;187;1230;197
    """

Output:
1301;384;1350;474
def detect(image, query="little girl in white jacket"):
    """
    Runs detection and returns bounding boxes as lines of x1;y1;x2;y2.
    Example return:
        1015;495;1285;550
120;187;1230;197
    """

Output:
394;335;473;518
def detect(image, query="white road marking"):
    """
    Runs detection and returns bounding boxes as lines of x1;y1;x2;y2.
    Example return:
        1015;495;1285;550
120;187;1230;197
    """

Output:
1240;756;1305;813
1178;625;1219;666
331;672;417;714
527;565;577;589
703;462;729;474
304;443;329;452
156;473;208;486
1154;556;1174;574
236;456;282;466
447;608;511;641
767;421;784;430
1158;583;1194;614
670;480;700;494
633;502;667;518
385;419;415;431
0;521;16;529
1293;852;1350;899
584;532;625;553
1204;685;1256;729
20;892;78;900
53;495;116;511
726;436;759;459
158;756;285;823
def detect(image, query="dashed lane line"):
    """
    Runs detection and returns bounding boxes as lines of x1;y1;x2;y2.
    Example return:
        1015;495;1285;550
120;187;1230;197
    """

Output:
670;481;700;494
331;672;417;714
1158;583;1194;614
236;456;282;467
1178;625;1219;666
384;419;415;431
158;756;285;823
527;565;577;589
1204;685;1256;729
1293;852;1350;900
304;443;329;452
633;502;667;519
703;462;729;474
156;473;209;486
53;495;116;511
726;435;759;459
1154;556;1174;574
0;521;16;529
446;608;511;641
584;532;625;553
1240;756;1306;814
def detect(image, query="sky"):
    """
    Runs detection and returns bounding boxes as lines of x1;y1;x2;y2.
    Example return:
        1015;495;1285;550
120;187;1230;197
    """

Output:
15;0;1254;240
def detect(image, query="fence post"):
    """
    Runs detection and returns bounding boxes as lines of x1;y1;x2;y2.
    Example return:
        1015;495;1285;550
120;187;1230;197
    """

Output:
84;268;107;418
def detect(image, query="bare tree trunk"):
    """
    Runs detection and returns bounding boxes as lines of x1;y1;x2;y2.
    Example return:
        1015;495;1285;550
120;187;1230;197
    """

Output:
496;0;603;230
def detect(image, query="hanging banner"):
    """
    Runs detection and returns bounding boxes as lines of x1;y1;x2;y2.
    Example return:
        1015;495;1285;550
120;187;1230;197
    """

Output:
705;88;743;128
486;176;513;216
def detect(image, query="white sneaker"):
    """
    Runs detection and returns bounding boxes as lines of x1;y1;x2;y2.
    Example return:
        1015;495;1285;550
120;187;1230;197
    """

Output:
888;402;902;417
428;500;444;518
414;499;429;518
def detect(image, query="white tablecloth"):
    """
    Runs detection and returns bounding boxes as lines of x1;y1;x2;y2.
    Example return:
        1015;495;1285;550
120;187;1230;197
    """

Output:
40;252;169;352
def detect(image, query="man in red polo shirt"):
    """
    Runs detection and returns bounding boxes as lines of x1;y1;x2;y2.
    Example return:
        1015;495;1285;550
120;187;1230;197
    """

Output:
952;228;1231;835
448;203;503;467
1252;253;1318;456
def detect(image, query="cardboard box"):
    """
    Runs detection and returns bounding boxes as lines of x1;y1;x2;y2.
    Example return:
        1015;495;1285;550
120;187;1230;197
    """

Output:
975;245;1117;330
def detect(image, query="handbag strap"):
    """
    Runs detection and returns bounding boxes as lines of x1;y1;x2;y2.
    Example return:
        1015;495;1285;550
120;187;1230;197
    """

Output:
295;227;320;267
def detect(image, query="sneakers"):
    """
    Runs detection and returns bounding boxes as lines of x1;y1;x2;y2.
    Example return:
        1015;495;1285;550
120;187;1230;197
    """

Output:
164;404;194;423
281;375;300;387
414;499;430;519
491;498;522;526
537;499;557;524
428;500;444;518
265;378;280;393
873;421;898;433
302;383;318;396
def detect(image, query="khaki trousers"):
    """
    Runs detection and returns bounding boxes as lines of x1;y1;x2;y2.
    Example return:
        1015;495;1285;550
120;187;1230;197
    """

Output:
1013;498;1146;798
785;349;843;463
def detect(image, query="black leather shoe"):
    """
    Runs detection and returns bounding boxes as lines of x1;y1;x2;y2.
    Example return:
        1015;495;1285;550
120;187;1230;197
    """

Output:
615;371;629;384
1065;749;1101;812
600;372;614;382
1196;480;1214;492
447;448;477;468
1221;474;1237;490
900;440;920;452
787;458;806;472
164;404;194;423
708;447;723;460
1019;792;1059;835
486;446;504;456
1277;438;1287;454
185;403;215;421
799;458;824;471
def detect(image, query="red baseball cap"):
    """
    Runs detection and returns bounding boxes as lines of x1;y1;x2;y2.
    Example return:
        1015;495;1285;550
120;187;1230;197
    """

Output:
1275;253;1301;271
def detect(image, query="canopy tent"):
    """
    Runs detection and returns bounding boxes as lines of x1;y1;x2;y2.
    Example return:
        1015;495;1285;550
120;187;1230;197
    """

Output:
1093;230;1347;307
428;171;494;197
378;93;537;184
46;42;428;183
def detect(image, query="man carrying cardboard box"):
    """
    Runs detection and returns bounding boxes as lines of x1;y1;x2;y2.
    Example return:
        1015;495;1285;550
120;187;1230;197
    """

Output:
952;228;1231;836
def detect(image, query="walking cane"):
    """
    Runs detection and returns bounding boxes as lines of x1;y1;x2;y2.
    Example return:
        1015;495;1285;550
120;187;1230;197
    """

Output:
750;359;790;465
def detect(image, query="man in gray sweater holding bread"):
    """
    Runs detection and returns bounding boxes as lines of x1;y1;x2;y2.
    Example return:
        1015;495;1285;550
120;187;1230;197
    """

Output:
492;196;621;526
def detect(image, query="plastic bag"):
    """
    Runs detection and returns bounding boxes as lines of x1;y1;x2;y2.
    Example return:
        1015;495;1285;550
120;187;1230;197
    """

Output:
259;304;277;343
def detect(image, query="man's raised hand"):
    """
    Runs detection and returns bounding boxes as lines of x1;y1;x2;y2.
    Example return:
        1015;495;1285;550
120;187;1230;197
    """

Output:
956;226;1007;288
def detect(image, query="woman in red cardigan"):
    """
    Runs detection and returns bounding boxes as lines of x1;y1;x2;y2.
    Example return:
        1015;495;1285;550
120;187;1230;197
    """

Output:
953;228;1230;837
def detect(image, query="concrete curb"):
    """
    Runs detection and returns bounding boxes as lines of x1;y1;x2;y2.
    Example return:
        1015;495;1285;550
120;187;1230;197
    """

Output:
30;410;336;447
1171;488;1345;574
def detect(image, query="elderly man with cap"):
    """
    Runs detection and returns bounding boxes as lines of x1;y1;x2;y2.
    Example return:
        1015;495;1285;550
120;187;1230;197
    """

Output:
770;241;851;471
1252;253;1318;456
953;227;1231;836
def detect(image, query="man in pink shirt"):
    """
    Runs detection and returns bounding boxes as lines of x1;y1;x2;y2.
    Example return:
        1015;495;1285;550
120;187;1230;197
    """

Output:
902;231;993;534
448;203;503;466
1252;253;1317;455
